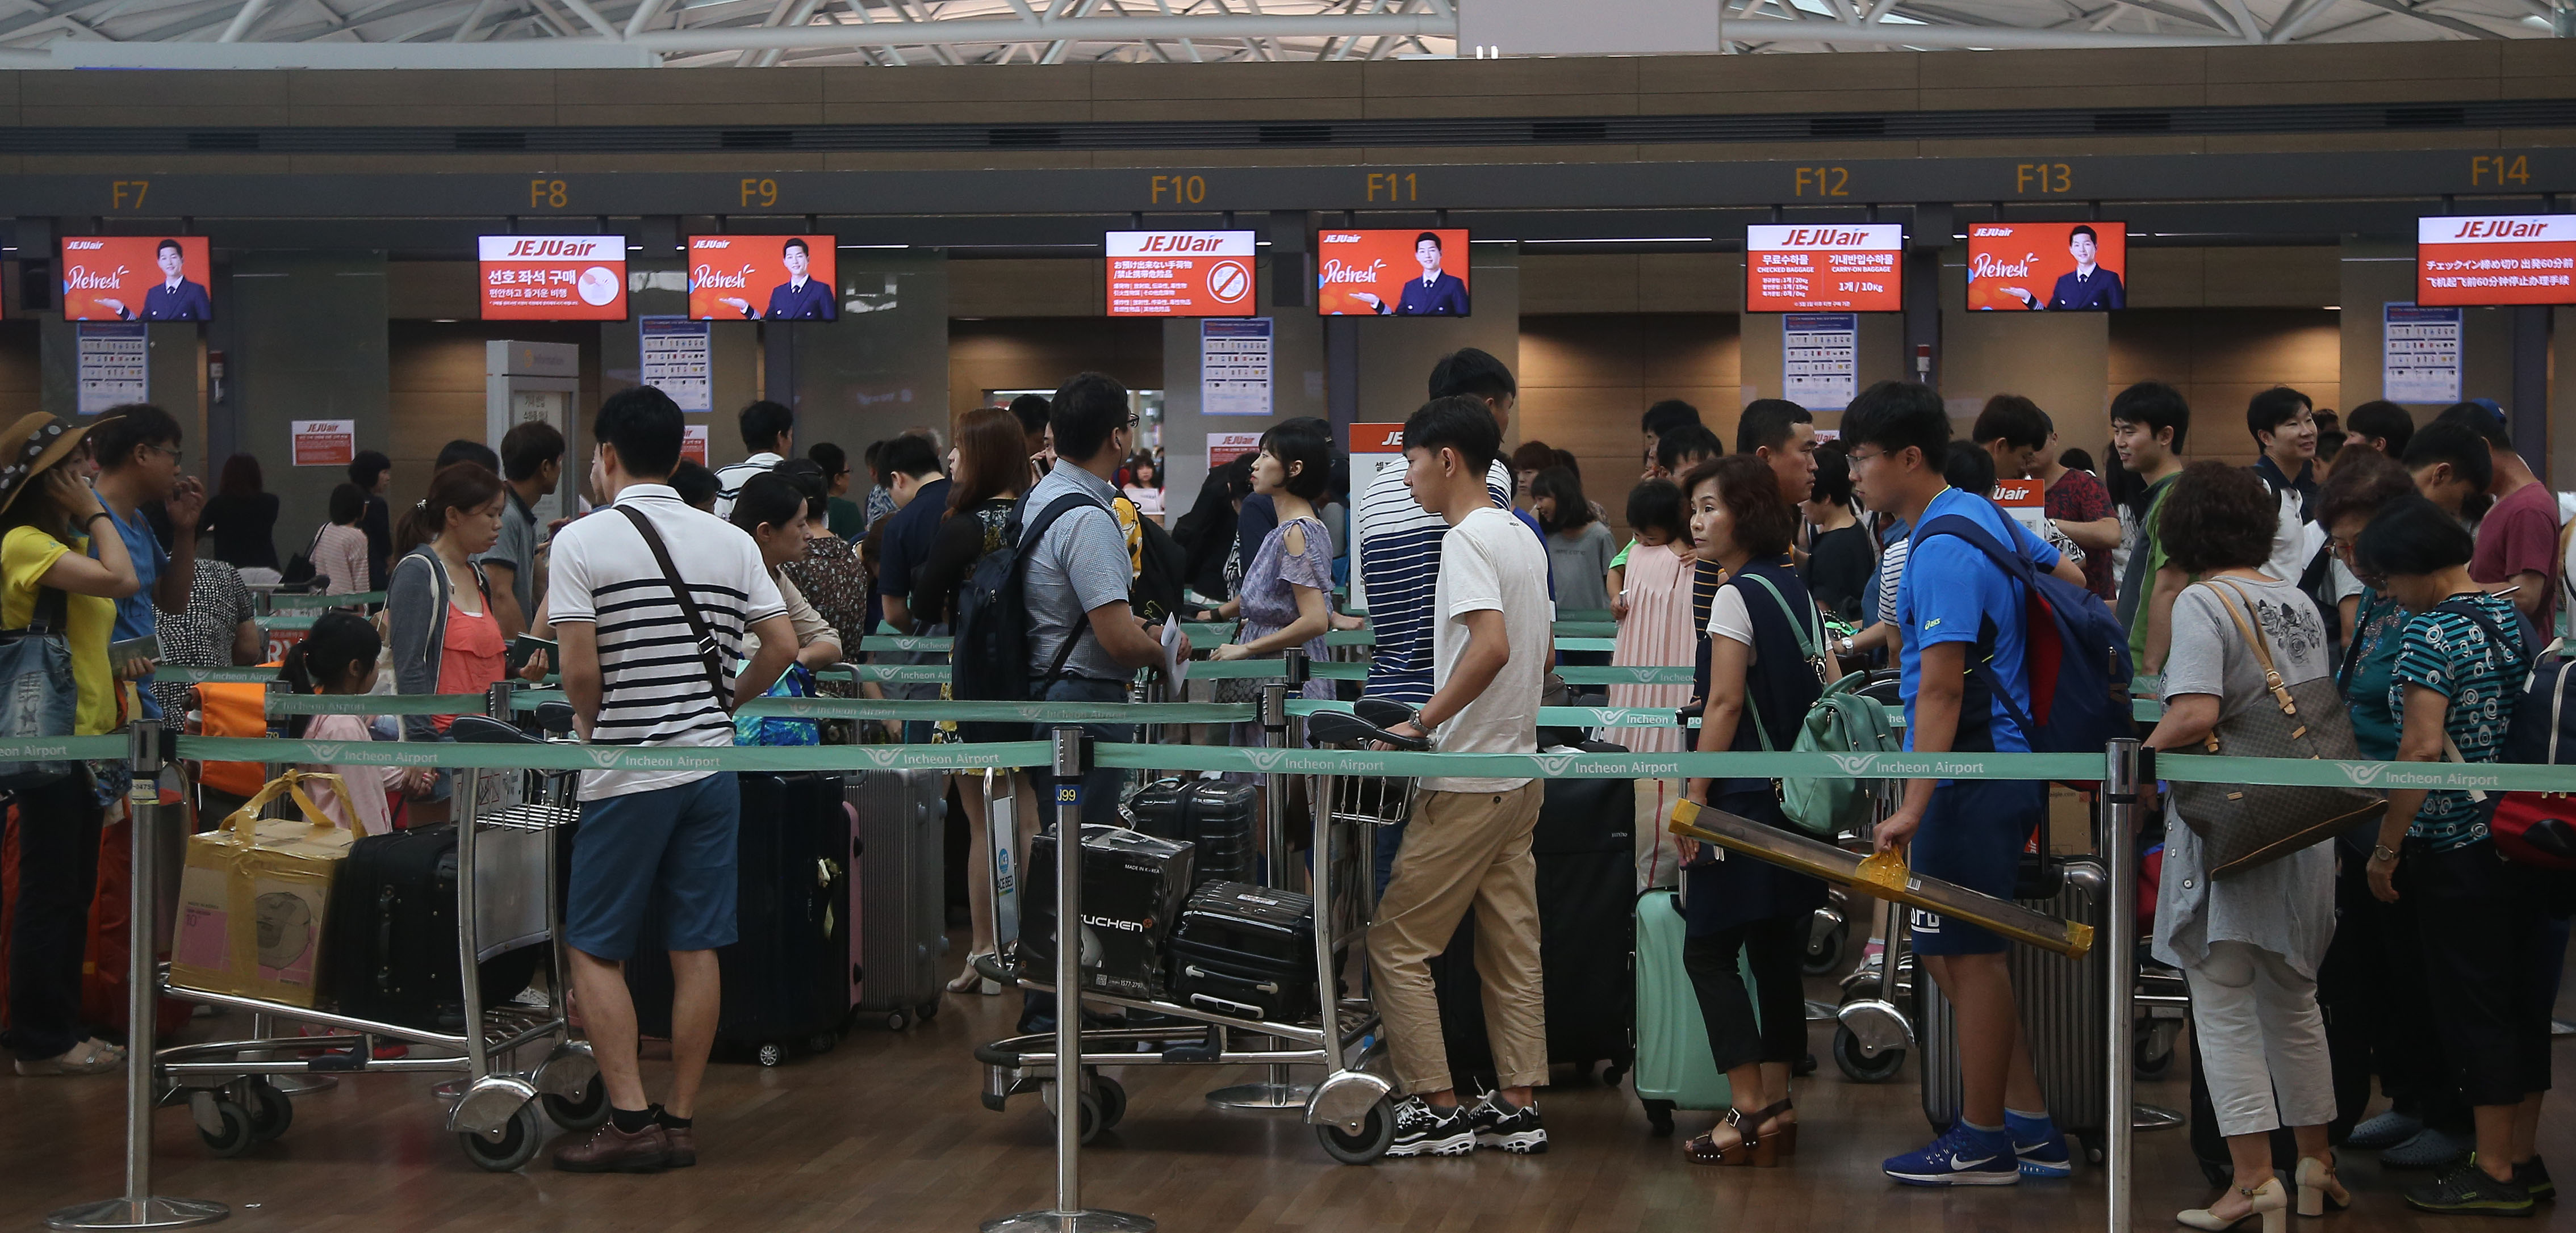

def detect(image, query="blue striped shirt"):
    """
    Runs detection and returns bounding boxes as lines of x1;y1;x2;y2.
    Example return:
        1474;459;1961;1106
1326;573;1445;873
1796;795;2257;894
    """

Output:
1356;458;1515;704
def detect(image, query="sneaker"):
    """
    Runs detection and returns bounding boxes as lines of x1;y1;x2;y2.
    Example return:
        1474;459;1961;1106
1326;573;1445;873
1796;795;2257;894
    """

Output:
1884;1125;2021;1186
2515;1157;2553;1201
1383;1096;1474;1158
2404;1160;2533;1217
2384;1126;2477;1171
1467;1093;1549;1155
551;1119;672;1173
2349;1108;2426;1151
2014;1132;2073;1178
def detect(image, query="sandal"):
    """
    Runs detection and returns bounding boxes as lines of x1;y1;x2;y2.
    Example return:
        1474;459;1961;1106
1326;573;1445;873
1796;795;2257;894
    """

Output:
1765;1097;1799;1157
15;1039;124;1076
1684;1100;1788;1167
948;957;1001;995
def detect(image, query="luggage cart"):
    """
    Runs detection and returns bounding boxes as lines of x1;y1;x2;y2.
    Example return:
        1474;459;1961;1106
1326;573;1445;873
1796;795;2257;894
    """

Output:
154;697;601;1173
972;701;1400;1165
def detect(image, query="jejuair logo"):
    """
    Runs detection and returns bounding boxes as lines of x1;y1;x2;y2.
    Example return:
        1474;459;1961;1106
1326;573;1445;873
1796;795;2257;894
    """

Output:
306;743;344;762
2338;762;2386;787
1829;753;1879;776
586;748;626;769
1245;749;1287;773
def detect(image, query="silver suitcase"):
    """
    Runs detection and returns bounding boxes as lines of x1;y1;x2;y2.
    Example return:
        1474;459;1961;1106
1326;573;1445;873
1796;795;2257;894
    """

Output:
1915;857;2110;1160
850;768;947;1030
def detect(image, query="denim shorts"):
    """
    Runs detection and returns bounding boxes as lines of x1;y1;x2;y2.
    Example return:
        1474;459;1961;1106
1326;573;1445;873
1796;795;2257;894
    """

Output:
564;772;741;961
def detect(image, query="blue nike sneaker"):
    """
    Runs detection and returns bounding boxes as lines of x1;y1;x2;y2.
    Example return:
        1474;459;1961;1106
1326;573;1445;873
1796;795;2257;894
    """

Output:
1884;1125;2022;1186
2014;1132;2073;1178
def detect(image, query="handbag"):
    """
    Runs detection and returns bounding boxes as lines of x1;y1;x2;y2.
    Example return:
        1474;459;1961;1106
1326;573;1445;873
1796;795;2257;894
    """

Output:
1737;572;1899;838
2168;578;2385;878
0;585;78;792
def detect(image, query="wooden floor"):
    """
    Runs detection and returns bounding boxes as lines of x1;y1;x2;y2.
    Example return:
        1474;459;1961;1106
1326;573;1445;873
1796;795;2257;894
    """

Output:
7;947;2576;1233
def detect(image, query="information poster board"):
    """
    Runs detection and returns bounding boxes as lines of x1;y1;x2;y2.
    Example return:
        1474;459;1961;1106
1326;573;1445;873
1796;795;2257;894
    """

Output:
1745;224;1902;313
1968;222;2127;311
1107;231;1257;317
638;317;714;414
1344;422;1410;615
478;235;628;321
1993;477;2050;540
75;322;147;415
1782;312;1859;411
61;237;213;322
2383;304;2462;403
681;425;709;467
2416;214;2576;306
1318;229;1472;316
290;420;356;468
688;235;837;320
1201;318;1273;417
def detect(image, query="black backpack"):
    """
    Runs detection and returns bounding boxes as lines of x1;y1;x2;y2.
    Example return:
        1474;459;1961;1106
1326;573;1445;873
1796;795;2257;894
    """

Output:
1132;513;1188;625
951;493;1096;702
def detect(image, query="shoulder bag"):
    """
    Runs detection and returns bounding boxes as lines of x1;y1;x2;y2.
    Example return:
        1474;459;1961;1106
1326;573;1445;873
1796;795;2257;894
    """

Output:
1736;572;1900;838
2168;577;2385;877
616;506;733;714
0;581;77;792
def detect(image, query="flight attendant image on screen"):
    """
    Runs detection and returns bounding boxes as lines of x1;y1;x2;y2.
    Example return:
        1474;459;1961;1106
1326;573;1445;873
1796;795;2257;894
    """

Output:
1350;232;1470;316
710;237;837;321
98;240;212;322
1981;223;2125;311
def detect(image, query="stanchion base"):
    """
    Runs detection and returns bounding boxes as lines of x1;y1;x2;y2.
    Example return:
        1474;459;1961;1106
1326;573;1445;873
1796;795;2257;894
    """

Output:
981;1210;1155;1233
45;1196;229;1231
2134;1102;2185;1131
1204;1082;1314;1111
267;1075;336;1096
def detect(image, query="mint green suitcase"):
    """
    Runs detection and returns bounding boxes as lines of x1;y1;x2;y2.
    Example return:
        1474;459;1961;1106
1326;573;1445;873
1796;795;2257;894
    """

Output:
1632;890;1733;1136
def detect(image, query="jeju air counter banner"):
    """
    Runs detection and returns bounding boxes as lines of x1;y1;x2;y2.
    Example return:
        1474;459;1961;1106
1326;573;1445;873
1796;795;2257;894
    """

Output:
1318;229;1471;317
61;237;213;322
478;235;628;321
688;235;839;321
1744;224;1902;313
2417;215;2576;307
1967;222;2128;311
1106;230;1257;317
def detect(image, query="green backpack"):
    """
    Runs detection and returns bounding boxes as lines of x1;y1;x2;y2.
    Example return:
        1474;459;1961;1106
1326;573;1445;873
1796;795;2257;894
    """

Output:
1737;573;1902;838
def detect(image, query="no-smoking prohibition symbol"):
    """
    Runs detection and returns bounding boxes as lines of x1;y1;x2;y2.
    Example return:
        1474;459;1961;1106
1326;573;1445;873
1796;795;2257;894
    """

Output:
1207;259;1251;304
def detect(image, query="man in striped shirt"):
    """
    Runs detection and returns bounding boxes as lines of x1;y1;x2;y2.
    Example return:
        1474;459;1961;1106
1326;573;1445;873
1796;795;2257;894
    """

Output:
548;385;798;1175
712;399;793;521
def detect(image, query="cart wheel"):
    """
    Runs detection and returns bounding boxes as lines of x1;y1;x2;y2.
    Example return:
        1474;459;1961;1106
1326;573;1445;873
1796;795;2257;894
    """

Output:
1315;1097;1394;1165
1832;1024;1906;1084
1642;1098;1676;1138
916;999;940;1022
808;1032;838;1055
198;1099;257;1159
2134;1027;2174;1079
457;1104;542;1173
883;1009;910;1031
756;1042;788;1067
1094;1076;1127;1130
241;1079;292;1143
541;1080;610;1131
1803;918;1851;976
1038;1082;1103;1145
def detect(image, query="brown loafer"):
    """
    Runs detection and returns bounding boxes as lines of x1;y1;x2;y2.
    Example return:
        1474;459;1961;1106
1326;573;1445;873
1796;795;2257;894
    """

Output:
551;1120;671;1173
663;1123;696;1168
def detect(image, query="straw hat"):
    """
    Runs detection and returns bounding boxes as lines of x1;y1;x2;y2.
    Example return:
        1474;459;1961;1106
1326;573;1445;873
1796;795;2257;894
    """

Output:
0;412;109;516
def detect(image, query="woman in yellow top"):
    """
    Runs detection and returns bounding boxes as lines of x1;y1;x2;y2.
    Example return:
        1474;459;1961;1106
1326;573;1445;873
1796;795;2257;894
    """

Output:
0;412;145;1076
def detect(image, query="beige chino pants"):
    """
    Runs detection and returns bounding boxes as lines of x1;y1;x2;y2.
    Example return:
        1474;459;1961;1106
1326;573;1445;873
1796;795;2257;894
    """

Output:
1366;780;1549;1096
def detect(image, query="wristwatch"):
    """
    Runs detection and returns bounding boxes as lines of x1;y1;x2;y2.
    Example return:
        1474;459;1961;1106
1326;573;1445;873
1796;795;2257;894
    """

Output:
1835;635;1855;659
2369;844;2401;864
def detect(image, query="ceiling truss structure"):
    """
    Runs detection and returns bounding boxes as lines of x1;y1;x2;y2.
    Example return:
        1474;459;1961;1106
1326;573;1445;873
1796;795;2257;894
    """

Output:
0;0;2564;67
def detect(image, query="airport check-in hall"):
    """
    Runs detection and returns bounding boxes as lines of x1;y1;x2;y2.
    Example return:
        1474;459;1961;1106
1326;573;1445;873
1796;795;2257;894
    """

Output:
3;2;2576;1231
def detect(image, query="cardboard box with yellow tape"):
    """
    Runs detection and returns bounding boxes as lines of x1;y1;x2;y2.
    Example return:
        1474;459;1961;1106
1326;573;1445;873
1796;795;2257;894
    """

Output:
168;771;357;1007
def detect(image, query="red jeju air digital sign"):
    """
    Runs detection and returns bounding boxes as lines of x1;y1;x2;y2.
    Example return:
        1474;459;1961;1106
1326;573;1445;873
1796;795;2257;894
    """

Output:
1745;224;1902;313
2417;215;2576;307
479;235;628;321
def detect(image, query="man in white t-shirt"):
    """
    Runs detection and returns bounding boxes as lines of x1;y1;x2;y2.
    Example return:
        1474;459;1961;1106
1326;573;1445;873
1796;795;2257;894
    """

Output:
547;386;797;1175
1369;395;1555;1159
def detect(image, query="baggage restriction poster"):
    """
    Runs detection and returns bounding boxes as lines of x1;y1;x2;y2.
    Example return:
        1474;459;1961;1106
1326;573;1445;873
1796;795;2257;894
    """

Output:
2383;304;2462;404
2416;214;2576;306
1106;230;1257;317
478;235;628;321
1745;224;1902;313
1201;318;1273;417
1782;313;1859;412
1967;221;2127;311
74;322;147;416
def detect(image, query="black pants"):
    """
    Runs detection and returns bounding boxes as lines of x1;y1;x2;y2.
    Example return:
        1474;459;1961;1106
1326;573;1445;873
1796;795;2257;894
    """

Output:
2328;845;2468;1130
2409;841;2556;1109
3;773;103;1062
1682;913;1807;1077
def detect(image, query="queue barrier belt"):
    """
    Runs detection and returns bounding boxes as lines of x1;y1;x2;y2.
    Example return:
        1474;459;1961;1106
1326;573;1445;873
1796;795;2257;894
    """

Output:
266;592;383;608
0;735;136;762
118;734;2576;794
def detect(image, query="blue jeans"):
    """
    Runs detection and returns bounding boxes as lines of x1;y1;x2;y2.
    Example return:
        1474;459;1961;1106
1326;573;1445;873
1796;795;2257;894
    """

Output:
1020;676;1133;1033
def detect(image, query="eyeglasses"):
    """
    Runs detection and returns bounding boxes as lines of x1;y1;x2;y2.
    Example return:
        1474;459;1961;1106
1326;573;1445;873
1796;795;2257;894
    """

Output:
146;444;182;464
1846;448;1888;466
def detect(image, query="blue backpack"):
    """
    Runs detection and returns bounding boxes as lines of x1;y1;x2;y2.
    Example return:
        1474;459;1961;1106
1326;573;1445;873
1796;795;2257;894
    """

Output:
1912;513;2134;755
951;493;1098;703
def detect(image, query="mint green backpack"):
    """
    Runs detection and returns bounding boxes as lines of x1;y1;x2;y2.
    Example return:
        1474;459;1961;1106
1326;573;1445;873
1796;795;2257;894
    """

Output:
1737;573;1902;838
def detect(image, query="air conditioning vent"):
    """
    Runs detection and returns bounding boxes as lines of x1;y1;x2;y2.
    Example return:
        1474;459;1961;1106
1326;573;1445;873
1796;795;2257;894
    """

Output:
1532;119;1607;142
1809;115;1885;138
721;129;794;149
454;131;528;151
988;126;1062;148
2094;111;2172;133
2386;105;2466;129
1258;123;1331;145
186;132;258;152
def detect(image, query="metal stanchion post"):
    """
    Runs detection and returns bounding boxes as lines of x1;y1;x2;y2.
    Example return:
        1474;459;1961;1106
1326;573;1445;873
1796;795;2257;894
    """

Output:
250;678;334;1097
1207;657;1314;1112
49;722;228;1232
2103;738;2144;1233
984;728;1152;1233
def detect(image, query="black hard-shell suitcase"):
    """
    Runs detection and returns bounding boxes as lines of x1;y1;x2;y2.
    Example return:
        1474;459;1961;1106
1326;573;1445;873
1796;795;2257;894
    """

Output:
625;772;850;1066
1918;855;2110;1159
325;824;541;1031
1021;824;1194;1000
1429;744;1637;1087
1169;880;1316;1022
1123;778;1256;888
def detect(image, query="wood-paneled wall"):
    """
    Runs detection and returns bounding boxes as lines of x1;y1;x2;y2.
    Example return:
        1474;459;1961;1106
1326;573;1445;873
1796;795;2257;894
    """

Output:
2108;309;2343;469
385;321;599;508
947;318;1162;430
1519;313;1741;545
